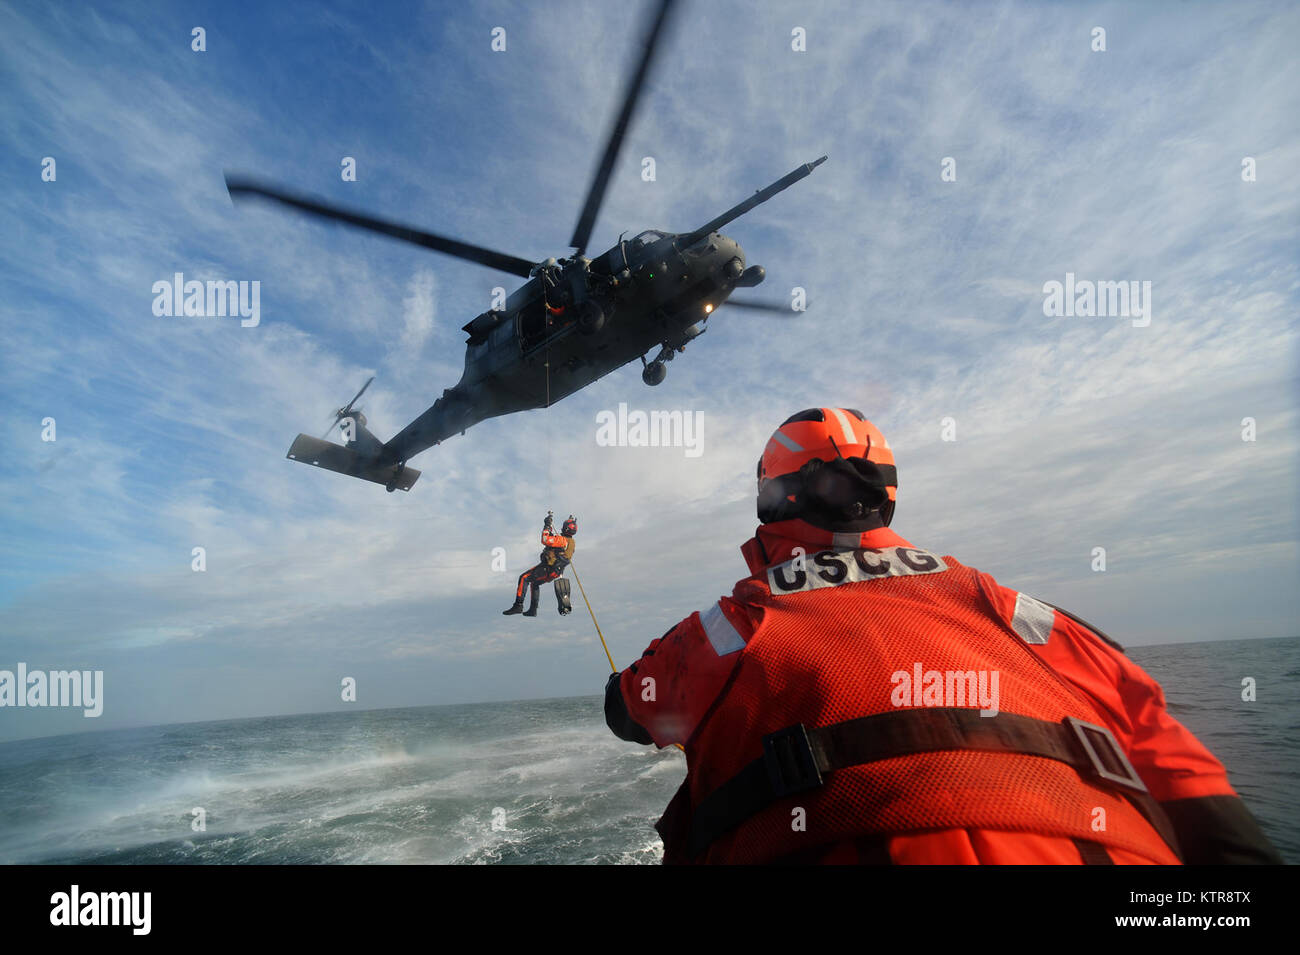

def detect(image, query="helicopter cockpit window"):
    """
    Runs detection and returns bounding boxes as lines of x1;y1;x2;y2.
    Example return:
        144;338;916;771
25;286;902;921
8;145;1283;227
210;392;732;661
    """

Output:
630;230;664;249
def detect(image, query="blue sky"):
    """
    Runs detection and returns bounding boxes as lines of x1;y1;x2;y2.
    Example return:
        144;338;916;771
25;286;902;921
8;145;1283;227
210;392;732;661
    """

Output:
1;0;1297;741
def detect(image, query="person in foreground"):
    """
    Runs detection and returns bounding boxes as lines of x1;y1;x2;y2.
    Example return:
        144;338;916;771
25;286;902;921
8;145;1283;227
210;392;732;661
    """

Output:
604;407;1282;865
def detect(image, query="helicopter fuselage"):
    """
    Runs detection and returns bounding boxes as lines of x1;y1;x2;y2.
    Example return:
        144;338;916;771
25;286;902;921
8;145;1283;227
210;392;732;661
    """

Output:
380;228;754;464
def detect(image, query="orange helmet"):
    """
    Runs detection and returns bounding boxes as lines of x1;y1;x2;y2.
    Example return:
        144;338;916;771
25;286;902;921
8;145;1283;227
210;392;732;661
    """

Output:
756;408;897;527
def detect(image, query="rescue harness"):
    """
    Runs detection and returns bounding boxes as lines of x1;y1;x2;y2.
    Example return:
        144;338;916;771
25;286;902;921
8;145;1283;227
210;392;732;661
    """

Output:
682;707;1182;861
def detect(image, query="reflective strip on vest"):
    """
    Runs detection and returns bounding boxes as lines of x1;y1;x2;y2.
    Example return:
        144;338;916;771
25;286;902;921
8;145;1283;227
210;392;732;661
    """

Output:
700;602;745;656
1011;593;1055;645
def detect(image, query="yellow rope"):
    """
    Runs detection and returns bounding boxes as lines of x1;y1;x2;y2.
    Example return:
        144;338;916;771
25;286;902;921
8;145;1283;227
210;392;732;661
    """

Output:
570;560;614;672
571;560;684;752
545;325;552;505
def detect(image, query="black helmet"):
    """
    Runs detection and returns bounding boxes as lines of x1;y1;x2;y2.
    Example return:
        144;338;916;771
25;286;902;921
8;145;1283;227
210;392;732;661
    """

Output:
561;516;577;537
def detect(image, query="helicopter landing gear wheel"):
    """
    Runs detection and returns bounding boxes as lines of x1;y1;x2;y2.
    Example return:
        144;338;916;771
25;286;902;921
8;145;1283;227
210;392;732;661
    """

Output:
386;462;406;492
576;299;606;334
642;360;667;386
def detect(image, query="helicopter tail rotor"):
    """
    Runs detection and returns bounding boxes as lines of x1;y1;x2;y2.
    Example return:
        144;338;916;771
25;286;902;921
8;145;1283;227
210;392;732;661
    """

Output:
322;375;375;438
287;378;422;492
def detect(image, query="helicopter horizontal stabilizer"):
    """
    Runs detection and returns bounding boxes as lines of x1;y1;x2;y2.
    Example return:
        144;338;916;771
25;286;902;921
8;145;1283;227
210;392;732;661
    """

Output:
286;434;421;491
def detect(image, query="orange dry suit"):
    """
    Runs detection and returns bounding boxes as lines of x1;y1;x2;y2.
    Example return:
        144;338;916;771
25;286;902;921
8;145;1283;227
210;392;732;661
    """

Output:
514;531;574;601
604;519;1282;865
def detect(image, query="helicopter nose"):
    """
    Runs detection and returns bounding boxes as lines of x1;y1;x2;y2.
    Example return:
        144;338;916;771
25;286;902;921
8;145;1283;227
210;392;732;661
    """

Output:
711;233;743;274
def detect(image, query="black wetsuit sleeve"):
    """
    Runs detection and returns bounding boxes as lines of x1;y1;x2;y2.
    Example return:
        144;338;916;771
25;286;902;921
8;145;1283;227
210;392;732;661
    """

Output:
1159;795;1284;864
604;670;653;744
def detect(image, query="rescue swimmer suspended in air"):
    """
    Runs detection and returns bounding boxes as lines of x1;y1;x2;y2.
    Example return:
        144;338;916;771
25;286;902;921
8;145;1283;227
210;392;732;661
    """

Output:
222;0;826;492
504;512;577;618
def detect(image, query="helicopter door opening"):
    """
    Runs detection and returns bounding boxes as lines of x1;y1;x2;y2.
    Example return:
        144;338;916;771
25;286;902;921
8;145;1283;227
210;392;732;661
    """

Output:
517;284;579;354
517;295;549;352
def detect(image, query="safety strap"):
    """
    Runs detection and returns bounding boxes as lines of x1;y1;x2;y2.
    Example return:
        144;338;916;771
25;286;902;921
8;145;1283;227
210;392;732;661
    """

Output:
686;708;1183;861
1073;838;1114;865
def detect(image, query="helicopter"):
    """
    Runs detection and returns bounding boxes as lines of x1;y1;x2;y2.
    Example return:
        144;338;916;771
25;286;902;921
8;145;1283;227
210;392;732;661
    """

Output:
225;0;825;492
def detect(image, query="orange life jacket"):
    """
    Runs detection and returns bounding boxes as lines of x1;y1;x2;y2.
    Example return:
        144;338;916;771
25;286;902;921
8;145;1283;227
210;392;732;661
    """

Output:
671;545;1181;865
540;533;574;566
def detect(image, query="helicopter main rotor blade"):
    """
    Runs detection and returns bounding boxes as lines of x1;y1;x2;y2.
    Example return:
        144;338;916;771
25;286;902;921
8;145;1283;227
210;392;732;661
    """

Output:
679;156;827;248
722;299;802;315
225;175;536;278
568;0;679;255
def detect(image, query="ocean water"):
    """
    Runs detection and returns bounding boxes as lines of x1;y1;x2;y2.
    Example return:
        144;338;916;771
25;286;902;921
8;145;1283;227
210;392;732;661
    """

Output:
1126;637;1299;862
0;637;1295;864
